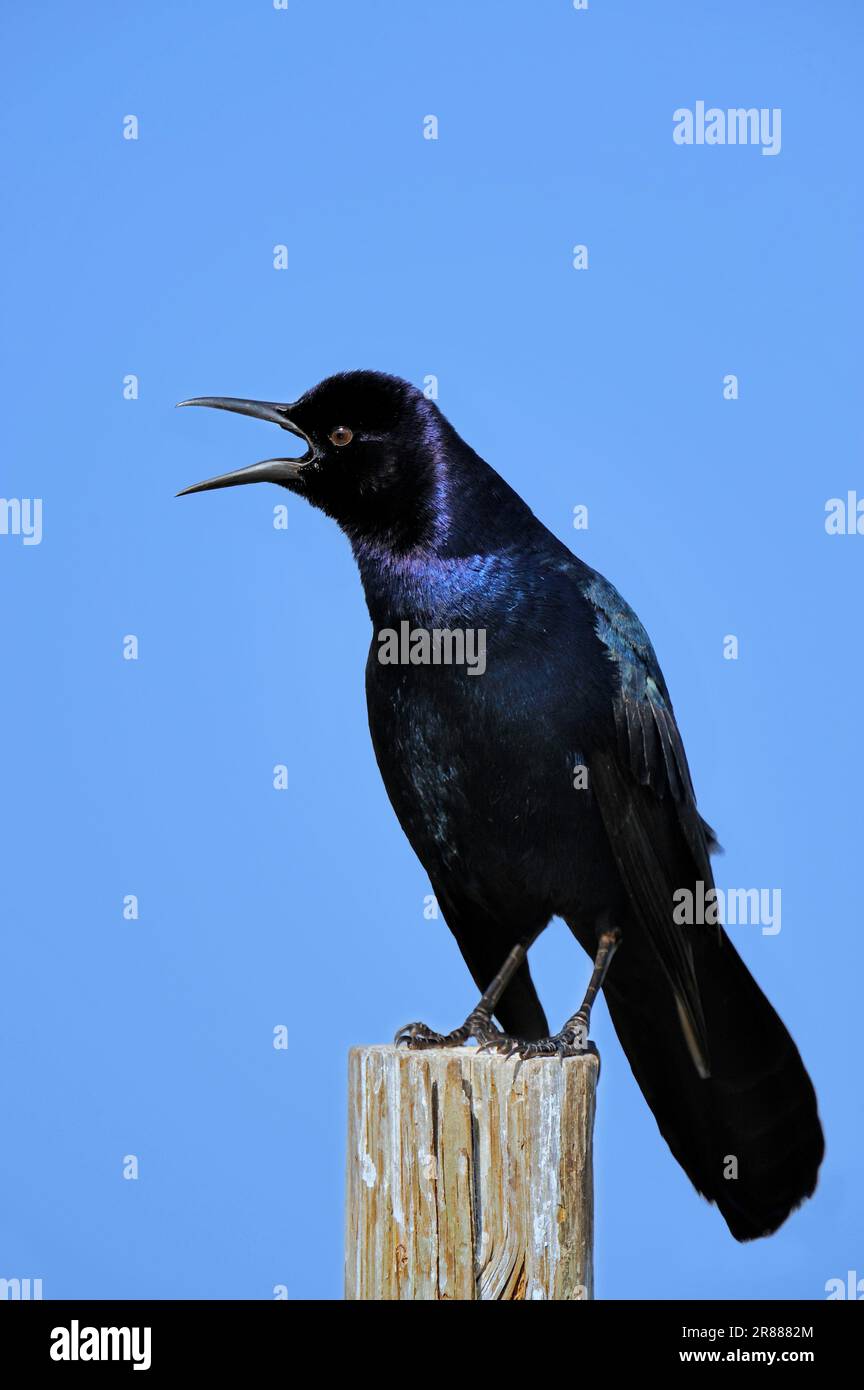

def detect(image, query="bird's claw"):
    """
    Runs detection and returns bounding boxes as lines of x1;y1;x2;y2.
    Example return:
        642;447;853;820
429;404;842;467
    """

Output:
394;1021;450;1048
478;1020;595;1061
394;1009;502;1050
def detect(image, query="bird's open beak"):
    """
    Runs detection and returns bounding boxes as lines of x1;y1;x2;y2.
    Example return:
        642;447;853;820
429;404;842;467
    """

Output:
175;396;313;496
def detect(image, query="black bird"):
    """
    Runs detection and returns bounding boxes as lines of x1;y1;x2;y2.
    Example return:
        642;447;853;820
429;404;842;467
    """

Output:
178;370;823;1240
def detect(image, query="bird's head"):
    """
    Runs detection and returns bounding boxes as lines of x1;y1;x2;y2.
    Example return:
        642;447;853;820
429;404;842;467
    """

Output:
177;370;449;549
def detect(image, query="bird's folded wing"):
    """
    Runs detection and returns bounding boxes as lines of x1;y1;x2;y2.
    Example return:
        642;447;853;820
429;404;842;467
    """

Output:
583;574;718;1076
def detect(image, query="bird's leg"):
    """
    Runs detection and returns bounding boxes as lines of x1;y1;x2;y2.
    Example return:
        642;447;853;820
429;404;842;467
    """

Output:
394;942;527;1049
482;926;622;1060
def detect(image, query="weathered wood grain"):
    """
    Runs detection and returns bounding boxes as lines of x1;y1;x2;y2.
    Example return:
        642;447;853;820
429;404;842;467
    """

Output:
345;1044;598;1300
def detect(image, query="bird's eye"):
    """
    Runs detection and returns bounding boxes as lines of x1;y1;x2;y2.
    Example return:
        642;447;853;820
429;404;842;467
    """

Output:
329;425;353;447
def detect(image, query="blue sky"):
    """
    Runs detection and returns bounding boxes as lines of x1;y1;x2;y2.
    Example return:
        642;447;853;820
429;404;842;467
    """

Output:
1;0;861;1300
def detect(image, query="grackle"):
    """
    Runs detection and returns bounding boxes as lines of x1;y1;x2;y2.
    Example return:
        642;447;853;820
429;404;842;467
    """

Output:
178;371;823;1240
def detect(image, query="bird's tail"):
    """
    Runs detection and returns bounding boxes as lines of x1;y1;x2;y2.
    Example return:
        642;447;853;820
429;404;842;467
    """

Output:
600;924;824;1240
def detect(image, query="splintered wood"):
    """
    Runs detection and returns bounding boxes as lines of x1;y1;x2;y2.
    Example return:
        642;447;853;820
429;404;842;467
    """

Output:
345;1043;597;1300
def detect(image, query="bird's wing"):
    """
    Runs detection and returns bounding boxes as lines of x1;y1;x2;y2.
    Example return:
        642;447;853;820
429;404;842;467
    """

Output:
581;572;718;1075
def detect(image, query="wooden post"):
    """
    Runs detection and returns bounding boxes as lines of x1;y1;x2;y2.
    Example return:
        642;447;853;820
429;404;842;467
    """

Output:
345;1043;598;1300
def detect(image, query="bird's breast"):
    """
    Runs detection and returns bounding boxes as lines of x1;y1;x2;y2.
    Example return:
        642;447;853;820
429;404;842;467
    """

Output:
364;632;599;885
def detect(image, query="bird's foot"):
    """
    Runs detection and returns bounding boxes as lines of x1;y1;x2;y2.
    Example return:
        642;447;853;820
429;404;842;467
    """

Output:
394;1007;502;1050
479;1013;595;1061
